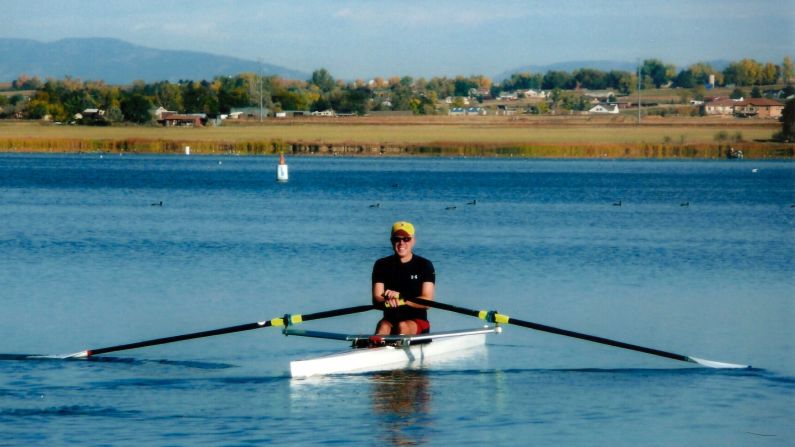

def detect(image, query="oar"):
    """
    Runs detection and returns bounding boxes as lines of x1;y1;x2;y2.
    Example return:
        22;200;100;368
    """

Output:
62;304;375;358
403;297;749;369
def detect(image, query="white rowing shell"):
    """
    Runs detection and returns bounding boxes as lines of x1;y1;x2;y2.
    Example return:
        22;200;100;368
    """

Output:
290;329;494;378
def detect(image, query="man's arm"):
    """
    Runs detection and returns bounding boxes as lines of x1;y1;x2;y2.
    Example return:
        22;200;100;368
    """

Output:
405;281;435;309
372;282;386;306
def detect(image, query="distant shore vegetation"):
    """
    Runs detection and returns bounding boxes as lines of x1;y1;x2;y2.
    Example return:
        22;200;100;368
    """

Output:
0;57;792;123
0;56;793;158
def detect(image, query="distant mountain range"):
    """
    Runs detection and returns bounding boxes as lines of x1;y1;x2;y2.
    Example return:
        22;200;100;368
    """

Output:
0;38;309;84
0;38;735;85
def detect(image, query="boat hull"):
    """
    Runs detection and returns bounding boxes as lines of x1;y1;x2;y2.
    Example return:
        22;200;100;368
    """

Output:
290;332;487;378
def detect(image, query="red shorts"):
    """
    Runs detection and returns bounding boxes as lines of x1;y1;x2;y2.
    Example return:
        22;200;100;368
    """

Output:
380;318;430;334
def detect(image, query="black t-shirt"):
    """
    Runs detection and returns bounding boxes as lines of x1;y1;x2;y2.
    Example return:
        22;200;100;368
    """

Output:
372;254;435;322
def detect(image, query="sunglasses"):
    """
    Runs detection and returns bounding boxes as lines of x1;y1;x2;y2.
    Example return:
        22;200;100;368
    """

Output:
390;236;413;244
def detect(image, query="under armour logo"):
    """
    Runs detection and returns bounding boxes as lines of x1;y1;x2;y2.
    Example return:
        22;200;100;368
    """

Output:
410;275;418;280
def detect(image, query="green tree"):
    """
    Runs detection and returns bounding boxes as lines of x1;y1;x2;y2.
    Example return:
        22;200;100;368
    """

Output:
674;69;695;88
502;72;543;91
549;88;563;108
121;93;153;123
542;71;573;89
106;106;124;123
730;88;746;99
389;82;414;111
151;81;183;111
641;59;675;88
309;69;336;93
182;80;219;115
572;68;608;89
26;99;50;119
779;98;795;142
12;75;43;90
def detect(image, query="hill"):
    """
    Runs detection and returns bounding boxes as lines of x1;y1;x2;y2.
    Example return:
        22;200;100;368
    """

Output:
0;38;308;84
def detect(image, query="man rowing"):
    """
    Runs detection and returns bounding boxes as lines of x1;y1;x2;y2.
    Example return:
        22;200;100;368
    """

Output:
372;221;436;338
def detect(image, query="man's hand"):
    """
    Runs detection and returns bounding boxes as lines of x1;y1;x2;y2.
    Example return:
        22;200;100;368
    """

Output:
382;290;402;308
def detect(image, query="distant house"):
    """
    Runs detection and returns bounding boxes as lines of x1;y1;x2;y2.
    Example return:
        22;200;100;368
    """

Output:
444;96;470;105
74;108;105;120
468;87;492;99
153;106;176;120
733;98;784;118
448;107;487;116
74;108;108;125
523;89;548;99
703;98;738;116
702;98;783;118
497;91;518;101
158;112;207;127
229;107;269;120
310;109;336;117
496;104;516;115
588;104;619;114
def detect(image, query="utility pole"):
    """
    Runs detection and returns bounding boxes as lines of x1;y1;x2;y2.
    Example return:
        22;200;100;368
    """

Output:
258;58;264;123
637;60;642;125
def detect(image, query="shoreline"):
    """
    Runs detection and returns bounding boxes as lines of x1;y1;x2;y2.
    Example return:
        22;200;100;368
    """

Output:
1;117;792;159
4;142;793;159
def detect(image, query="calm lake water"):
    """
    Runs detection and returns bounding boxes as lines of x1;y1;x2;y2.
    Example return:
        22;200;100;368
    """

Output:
1;154;793;446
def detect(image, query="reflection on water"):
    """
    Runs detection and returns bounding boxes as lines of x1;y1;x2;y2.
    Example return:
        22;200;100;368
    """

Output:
371;370;431;446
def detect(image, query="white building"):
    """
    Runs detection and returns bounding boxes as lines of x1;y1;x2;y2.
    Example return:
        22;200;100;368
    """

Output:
588;104;620;114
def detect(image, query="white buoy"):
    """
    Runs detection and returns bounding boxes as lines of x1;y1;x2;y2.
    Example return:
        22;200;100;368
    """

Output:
185;145;191;155
277;153;289;182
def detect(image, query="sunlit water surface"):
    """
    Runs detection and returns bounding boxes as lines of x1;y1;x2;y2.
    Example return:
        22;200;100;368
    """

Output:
1;154;793;446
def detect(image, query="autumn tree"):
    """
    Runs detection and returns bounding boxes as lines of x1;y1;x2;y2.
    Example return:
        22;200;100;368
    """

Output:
782;56;794;83
724;59;763;86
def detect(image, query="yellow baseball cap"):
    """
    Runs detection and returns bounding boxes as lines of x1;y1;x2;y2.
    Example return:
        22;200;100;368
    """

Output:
391;221;415;237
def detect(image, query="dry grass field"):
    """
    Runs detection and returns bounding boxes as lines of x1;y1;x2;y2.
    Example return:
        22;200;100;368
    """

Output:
0;114;790;159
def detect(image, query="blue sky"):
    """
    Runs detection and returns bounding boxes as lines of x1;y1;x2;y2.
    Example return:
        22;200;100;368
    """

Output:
4;0;793;79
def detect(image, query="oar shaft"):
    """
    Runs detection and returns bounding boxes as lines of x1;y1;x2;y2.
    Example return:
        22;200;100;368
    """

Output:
505;317;689;362
87;322;268;356
76;304;375;357
403;297;690;364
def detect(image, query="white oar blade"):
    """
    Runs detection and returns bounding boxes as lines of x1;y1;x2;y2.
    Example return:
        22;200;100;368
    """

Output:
688;356;749;369
22;351;88;360
35;351;90;359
